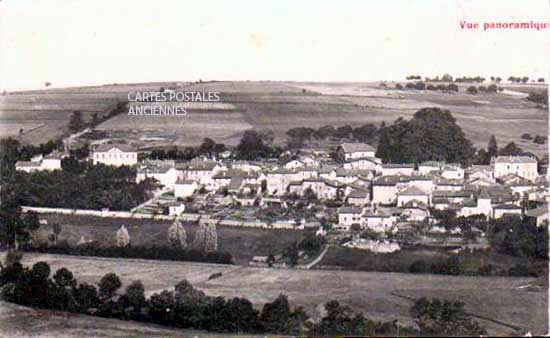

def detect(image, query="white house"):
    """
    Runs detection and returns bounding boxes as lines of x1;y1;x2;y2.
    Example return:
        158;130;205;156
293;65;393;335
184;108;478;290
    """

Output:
466;165;494;181
136;163;181;188
525;205;549;227
456;191;492;219
343;157;381;171
284;160;304;170
179;160;223;186
418;161;445;175
380;163;415;176
362;209;396;232
15;151;63;172
93;144;138;167
337;207;363;230
372;176;410;205
266;168;294;196
397;186;430;207
15;161;42;173
346;190;369;206
338;142;376;161
400;200;430;222
41;151;63;170
174;179;198;198
493;204;522;219
492;156;538;181
168;203;186;216
440;164;464;180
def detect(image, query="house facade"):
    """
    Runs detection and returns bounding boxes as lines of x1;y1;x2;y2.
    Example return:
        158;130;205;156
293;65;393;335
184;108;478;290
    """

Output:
93;144;138;167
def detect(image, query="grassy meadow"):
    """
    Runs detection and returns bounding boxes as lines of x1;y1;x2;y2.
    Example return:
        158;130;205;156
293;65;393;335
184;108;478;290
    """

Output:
15;252;547;336
34;214;303;265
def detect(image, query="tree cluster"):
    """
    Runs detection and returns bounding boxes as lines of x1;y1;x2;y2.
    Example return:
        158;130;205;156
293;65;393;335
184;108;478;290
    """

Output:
375;108;475;165
25;243;233;265
526;91;548;107
0;263;306;335
411;297;487;336
508;76;530;84
235;130;281;160
286;123;380;148
13;162;156;211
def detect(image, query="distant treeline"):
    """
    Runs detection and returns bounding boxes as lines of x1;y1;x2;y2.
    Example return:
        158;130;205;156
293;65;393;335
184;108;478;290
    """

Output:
406;74;545;84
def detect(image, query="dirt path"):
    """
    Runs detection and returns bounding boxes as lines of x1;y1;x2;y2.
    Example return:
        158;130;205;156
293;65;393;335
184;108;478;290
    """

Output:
305;245;329;269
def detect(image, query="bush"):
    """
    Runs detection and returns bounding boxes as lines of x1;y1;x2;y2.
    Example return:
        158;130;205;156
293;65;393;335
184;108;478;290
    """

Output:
23;244;233;265
414;81;426;90
395;84;403;90
466;86;478;95
446;84;459;92
430;256;461;275
208;272;223;280
477;264;493;276
521;133;533;140
508;264;529;277
533;135;546;144
409;259;428;273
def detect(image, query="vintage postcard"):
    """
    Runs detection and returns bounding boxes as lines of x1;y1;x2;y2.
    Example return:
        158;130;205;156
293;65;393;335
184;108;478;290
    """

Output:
0;0;549;337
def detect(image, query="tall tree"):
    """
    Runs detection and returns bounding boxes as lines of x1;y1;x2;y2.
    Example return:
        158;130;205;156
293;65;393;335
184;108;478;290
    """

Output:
193;223;218;253
487;135;498;160
68;111;83;133
0;182;39;250
236;130;270;160
168;219;187;249
116;225;130;247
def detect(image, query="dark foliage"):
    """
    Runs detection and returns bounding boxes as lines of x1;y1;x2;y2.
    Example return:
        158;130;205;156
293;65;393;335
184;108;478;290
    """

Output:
375;108;475;165
13;163;157;211
411;297;487;336
24;244;234;265
487;215;548;260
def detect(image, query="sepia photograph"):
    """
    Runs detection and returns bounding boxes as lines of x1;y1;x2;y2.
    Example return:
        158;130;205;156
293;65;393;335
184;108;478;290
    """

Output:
0;0;549;336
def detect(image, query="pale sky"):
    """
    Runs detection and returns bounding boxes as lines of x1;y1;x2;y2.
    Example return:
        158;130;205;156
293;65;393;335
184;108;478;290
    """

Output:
0;0;549;90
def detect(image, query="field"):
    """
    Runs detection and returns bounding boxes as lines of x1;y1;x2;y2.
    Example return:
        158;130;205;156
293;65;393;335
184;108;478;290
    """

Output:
2;81;547;157
34;214;303;265
0;92;121;144
319;246;534;276
16;252;548;336
0;300;237;338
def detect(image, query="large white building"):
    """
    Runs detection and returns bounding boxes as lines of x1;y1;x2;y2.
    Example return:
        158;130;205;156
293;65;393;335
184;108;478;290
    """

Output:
92;144;138;167
15;151;63;172
492;156;538;181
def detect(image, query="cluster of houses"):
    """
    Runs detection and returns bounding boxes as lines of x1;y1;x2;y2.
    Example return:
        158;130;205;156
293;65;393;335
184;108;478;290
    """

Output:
15;141;548;235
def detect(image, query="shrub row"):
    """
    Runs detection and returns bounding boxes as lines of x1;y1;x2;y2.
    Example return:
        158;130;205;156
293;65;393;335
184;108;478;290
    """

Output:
23;244;233;265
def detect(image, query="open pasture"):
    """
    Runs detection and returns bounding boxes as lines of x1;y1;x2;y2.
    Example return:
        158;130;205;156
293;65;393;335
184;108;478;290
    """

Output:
17;252;547;336
2;81;547;157
35;214;303;265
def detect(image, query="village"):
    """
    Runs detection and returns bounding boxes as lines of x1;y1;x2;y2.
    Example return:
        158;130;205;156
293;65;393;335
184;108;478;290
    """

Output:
14;139;548;256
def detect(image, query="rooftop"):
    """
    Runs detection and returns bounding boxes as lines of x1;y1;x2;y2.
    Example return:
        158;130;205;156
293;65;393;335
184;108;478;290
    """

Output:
94;143;136;153
338;207;363;214
339;142;376;153
398;186;427;196
493;156;537;164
